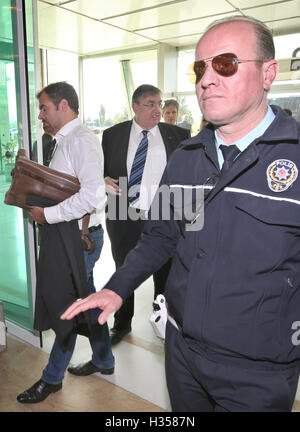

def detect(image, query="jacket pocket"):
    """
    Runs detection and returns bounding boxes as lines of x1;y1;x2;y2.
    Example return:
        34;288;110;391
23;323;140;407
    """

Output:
253;275;298;362
235;192;300;228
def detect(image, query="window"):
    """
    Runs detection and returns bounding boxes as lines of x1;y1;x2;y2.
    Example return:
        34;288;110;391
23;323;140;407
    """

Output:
47;49;79;94
177;49;195;93
82;56;129;133
131;50;157;88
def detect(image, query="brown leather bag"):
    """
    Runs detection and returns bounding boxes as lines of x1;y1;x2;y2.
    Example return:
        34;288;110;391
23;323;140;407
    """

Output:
4;149;80;210
4;149;95;253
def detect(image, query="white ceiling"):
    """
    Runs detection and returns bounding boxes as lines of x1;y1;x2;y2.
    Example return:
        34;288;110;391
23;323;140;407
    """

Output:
37;0;300;56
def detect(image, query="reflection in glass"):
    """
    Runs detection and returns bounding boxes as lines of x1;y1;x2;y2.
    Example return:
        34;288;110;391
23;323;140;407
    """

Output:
0;0;35;330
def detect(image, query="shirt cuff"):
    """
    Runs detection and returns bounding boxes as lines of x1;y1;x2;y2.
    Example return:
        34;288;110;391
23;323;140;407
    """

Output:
44;205;61;224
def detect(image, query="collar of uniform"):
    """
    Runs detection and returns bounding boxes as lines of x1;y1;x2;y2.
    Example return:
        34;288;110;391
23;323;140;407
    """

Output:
132;118;158;137
54;117;81;143
180;105;299;151
260;105;299;142
214;105;275;155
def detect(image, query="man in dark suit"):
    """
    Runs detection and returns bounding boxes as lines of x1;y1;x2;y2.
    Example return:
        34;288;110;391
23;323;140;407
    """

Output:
32;130;54;166
103;84;189;345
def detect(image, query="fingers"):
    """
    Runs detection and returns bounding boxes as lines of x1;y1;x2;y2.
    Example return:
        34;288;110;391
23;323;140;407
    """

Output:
107;178;119;184
60;290;123;323
98;309;111;325
105;177;121;195
61;296;93;320
28;206;46;224
106;185;121;195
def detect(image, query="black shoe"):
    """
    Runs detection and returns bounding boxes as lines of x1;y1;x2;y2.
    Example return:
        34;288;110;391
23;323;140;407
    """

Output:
17;379;62;404
110;326;131;345
67;360;114;376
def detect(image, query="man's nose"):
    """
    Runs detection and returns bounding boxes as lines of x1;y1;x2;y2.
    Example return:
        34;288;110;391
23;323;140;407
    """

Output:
198;62;220;87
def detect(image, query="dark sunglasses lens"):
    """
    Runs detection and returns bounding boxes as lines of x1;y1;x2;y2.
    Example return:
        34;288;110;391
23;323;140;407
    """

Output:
212;53;238;77
194;61;206;83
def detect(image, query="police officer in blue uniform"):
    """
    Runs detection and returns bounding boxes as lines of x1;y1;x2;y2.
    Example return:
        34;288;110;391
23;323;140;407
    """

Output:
61;16;300;412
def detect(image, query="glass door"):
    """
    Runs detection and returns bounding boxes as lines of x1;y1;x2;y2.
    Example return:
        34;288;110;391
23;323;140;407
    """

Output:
0;0;37;334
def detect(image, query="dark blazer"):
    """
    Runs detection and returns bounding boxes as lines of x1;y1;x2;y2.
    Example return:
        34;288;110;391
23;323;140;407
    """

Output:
102;120;189;267
102;120;190;183
30;196;91;347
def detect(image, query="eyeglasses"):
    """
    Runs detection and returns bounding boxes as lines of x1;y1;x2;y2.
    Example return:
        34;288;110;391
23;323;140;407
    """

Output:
188;52;264;84
139;101;163;109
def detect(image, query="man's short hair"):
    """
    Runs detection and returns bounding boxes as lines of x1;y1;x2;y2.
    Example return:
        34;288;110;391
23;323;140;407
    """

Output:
132;84;161;104
163;99;179;113
37;81;79;114
202;15;275;61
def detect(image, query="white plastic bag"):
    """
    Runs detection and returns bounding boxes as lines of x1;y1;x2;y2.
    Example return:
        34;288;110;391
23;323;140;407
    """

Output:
149;294;168;340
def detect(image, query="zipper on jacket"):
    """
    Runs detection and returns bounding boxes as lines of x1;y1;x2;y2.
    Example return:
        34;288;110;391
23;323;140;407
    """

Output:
198;184;225;344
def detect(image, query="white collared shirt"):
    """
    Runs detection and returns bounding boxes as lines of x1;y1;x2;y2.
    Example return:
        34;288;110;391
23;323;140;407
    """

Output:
44;117;106;228
127;119;167;211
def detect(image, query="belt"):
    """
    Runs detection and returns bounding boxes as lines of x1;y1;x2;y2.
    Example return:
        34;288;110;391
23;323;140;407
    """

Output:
88;224;102;233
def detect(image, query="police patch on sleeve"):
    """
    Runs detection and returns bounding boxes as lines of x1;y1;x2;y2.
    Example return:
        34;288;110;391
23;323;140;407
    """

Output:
267;159;298;192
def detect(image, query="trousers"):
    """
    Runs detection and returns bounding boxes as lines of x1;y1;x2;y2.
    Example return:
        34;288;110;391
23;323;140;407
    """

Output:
42;228;114;384
106;217;172;330
165;322;299;412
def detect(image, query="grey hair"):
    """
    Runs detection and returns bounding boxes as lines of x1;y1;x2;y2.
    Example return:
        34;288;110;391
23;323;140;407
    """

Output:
201;15;275;61
132;84;161;104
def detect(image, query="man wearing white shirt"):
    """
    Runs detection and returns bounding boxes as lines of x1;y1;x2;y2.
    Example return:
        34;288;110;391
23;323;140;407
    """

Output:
17;82;114;404
103;84;189;345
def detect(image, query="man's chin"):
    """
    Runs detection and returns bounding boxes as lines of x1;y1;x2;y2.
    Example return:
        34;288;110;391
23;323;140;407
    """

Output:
43;125;54;135
150;119;161;128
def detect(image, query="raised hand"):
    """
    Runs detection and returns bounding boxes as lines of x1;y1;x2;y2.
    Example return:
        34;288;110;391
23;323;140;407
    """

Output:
60;289;123;325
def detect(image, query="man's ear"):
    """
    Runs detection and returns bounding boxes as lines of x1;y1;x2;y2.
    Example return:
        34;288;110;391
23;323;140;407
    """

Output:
263;60;278;91
59;98;69;112
132;101;138;115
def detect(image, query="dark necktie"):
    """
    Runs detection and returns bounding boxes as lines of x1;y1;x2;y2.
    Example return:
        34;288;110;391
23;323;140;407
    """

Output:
45;139;56;167
219;144;240;172
128;130;149;204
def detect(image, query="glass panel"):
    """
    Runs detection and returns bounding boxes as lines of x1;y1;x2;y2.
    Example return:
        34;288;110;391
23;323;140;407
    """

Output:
131;52;157;89
268;95;300;123
177;49;195;93
274;33;300;60
82;50;158;134
82;56;129;133
47;49;79;94
26;0;37;149
176;49;203;135
177;94;201;136
0;0;36;331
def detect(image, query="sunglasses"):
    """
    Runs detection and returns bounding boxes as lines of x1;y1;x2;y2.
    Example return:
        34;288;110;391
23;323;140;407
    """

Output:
188;53;263;84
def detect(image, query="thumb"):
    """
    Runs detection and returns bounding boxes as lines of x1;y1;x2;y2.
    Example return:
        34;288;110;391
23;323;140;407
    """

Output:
98;308;111;325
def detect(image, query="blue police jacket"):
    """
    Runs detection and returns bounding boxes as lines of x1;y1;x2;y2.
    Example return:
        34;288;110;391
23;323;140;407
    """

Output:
105;106;300;369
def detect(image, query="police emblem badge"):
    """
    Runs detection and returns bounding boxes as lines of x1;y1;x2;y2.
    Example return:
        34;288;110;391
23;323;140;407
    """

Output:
267;159;298;192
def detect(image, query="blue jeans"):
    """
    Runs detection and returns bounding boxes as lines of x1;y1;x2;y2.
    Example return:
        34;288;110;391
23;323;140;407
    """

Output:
42;228;115;384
